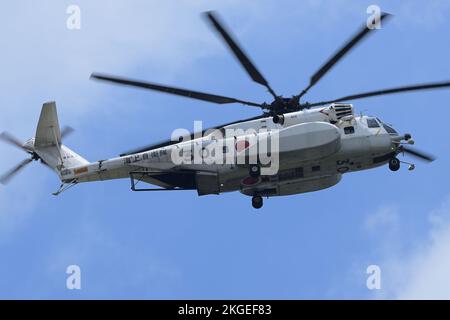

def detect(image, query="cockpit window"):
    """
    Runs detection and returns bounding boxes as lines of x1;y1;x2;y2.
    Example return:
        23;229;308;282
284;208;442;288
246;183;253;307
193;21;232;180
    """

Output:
376;118;398;135
382;123;397;135
366;117;380;128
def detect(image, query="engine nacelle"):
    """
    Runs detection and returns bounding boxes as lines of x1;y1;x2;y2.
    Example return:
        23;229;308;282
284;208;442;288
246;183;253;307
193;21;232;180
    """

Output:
221;103;355;137
326;103;354;123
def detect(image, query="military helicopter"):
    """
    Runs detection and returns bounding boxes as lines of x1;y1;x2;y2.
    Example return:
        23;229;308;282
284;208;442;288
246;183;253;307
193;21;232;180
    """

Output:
0;11;447;208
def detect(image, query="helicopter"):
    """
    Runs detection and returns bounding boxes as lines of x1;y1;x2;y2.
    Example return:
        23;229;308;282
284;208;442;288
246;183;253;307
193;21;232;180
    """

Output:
0;11;447;208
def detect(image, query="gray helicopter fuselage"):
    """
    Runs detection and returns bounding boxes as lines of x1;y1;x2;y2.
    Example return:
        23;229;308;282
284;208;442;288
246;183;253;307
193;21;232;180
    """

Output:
65;104;403;198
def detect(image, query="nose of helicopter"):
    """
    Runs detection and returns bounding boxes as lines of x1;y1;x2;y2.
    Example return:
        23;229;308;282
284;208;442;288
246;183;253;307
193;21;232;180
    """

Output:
389;131;415;158
379;121;412;146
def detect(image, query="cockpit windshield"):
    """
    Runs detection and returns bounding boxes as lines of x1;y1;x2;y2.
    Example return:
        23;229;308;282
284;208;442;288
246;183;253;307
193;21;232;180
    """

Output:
376;118;398;135
382;123;397;134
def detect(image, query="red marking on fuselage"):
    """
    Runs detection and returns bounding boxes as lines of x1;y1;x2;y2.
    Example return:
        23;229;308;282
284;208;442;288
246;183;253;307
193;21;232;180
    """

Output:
235;140;250;152
242;176;260;186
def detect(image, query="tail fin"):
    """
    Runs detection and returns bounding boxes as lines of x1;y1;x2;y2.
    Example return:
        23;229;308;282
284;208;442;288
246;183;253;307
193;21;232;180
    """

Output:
35;101;62;148
34;102;89;172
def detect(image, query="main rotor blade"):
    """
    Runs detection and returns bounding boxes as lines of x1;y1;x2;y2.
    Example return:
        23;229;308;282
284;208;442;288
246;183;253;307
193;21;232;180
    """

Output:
306;81;450;107
0;158;33;185
205;11;278;100
61;126;74;140
402;146;435;162
299;12;391;99
91;73;262;107
0;131;26;151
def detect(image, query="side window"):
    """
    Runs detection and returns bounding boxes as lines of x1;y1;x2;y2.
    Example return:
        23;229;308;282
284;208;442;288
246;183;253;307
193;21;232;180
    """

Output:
367;118;380;128
344;126;355;135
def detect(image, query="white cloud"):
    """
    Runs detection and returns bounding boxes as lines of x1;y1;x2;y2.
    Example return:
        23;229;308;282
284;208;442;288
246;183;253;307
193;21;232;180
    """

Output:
365;197;450;299
394;198;450;299
364;205;399;233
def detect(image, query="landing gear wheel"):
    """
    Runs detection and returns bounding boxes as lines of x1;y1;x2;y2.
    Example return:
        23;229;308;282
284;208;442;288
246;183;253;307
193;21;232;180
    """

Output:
249;164;261;178
252;195;263;209
389;158;400;171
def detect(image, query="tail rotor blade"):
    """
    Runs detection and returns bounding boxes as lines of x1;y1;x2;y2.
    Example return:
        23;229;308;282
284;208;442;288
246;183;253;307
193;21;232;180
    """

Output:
61;126;74;140
0;131;26;151
0;158;33;185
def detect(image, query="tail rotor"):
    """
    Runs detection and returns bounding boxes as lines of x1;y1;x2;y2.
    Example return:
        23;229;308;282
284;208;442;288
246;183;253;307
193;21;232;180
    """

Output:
0;126;74;185
0;131;36;185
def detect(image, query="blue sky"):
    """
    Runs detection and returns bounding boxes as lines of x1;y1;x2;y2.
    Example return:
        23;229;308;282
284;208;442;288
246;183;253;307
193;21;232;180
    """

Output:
1;0;450;299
